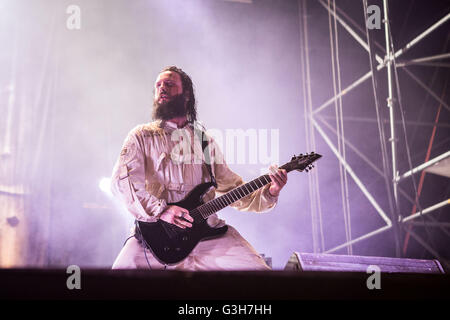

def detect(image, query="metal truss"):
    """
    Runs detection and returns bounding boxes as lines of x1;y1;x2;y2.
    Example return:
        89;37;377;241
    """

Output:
300;0;450;266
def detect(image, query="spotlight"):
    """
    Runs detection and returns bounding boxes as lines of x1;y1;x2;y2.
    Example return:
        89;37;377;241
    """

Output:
99;177;112;196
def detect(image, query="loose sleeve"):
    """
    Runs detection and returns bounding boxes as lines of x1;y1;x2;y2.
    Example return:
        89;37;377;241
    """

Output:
110;130;167;222
208;138;278;213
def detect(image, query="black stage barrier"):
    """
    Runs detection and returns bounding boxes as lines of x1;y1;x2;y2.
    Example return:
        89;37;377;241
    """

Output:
1;268;449;300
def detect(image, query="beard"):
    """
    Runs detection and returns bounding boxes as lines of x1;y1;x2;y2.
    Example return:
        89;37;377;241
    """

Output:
152;94;187;121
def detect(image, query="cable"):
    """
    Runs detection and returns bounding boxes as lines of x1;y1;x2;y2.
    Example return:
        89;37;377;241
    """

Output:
134;220;153;270
119;232;153;269
143;245;153;270
122;235;134;247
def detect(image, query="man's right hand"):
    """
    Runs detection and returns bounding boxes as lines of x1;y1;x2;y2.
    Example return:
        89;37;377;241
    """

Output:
159;205;193;229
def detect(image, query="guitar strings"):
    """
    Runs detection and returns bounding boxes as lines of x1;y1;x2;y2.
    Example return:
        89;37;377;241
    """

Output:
192;175;273;219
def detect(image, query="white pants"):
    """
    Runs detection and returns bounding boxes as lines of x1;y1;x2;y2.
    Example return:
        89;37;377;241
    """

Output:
112;225;271;271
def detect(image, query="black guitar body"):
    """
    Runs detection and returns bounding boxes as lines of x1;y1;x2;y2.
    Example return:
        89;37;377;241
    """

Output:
136;181;228;265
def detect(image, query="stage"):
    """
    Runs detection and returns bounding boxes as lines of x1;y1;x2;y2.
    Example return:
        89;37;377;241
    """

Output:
1;268;449;300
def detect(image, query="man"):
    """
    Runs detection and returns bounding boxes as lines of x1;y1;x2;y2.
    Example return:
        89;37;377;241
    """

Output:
111;66;287;270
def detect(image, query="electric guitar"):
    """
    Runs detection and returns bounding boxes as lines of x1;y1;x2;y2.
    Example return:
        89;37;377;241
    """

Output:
136;152;322;265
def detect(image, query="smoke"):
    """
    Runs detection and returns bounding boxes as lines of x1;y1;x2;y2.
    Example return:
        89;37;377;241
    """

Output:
2;0;447;269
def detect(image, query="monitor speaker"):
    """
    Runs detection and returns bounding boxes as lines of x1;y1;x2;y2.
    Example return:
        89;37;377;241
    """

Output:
284;252;445;274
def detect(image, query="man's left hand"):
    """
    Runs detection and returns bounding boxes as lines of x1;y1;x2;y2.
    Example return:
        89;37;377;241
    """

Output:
268;165;288;197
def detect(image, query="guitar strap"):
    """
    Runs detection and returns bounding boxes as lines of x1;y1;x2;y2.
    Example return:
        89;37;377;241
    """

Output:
200;130;217;188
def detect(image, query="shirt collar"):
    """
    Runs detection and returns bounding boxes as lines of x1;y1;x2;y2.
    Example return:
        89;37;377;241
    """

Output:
164;120;178;129
164;120;189;129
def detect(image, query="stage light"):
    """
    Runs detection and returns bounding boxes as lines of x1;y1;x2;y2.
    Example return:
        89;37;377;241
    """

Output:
99;177;112;196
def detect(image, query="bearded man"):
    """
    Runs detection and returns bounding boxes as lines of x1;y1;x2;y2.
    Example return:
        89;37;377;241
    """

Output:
110;66;287;270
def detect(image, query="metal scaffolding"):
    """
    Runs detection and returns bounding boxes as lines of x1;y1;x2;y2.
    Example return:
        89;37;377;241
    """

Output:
299;0;450;267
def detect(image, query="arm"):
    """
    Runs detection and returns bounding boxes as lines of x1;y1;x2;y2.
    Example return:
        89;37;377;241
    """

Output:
110;130;167;222
111;129;194;228
208;139;280;213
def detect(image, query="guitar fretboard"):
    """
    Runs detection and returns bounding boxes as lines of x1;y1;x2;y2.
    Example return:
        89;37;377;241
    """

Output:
185;152;321;222
191;174;274;220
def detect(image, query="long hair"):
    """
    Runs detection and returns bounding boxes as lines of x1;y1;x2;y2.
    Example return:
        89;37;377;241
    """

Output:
160;66;197;123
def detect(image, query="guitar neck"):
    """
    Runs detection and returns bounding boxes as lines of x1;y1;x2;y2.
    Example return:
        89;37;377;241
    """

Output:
193;164;288;220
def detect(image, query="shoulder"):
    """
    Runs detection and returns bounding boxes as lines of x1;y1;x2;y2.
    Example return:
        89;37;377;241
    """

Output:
119;121;163;161
127;120;165;139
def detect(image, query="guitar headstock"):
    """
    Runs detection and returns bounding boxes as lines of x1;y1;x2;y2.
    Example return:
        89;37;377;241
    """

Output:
281;152;322;173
